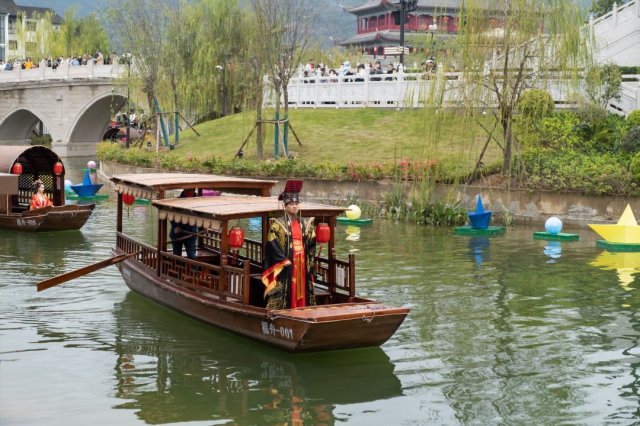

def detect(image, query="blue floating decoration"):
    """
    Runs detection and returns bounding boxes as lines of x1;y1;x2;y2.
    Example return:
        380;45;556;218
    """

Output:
545;217;563;234
70;169;103;197
468;194;492;230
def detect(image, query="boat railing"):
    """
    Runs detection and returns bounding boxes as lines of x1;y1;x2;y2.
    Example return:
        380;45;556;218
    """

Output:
314;254;356;300
202;230;263;264
117;232;252;304
116;232;158;269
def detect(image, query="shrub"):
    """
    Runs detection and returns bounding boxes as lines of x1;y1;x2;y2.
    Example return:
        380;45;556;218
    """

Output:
517;89;555;122
627;110;640;129
621;126;640;153
631;152;640;182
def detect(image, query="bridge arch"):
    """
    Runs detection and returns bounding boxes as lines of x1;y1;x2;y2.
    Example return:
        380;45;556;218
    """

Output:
66;92;127;147
0;107;51;145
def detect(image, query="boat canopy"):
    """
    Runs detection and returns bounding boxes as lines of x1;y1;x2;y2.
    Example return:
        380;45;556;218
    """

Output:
153;195;347;228
110;173;278;200
0;145;63;176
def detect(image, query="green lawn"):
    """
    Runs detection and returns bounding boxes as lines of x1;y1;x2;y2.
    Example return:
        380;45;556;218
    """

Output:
165;108;503;177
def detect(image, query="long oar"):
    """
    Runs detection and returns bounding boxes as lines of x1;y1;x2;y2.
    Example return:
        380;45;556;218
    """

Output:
37;250;141;292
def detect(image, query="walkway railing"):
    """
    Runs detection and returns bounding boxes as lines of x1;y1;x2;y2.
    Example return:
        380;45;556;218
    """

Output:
263;72;640;116
0;62;127;83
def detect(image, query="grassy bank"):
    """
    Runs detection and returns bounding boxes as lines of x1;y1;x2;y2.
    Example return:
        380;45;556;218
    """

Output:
160;108;502;180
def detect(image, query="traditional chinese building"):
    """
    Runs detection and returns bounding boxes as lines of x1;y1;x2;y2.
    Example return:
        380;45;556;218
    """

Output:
339;0;463;55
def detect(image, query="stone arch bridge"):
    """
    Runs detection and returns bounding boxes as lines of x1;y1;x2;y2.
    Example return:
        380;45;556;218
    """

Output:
0;64;127;157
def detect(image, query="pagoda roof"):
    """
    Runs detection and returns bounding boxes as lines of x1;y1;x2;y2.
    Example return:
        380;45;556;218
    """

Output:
344;0;463;14
338;30;400;46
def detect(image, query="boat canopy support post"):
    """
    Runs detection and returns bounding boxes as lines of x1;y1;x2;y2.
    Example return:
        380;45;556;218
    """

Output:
117;193;123;233
220;220;229;299
158;217;168;277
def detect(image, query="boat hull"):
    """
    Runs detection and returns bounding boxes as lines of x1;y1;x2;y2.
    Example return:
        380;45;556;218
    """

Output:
116;256;409;352
0;204;95;231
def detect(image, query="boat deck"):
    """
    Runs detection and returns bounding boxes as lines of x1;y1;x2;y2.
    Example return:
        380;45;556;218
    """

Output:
271;302;409;322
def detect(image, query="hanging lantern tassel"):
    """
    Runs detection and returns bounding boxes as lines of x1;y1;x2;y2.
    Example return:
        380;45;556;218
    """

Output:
315;222;330;259
122;193;135;218
229;226;245;266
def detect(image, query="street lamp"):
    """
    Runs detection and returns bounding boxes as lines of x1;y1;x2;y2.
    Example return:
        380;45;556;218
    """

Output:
398;0;418;66
428;23;438;58
124;53;131;149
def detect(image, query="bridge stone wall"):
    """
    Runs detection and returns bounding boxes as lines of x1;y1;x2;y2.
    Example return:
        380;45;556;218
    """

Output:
0;78;126;156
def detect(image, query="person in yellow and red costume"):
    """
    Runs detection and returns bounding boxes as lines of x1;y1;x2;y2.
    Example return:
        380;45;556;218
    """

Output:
30;180;53;210
262;180;316;310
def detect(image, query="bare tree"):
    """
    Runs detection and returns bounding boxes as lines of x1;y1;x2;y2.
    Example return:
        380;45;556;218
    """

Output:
251;0;313;157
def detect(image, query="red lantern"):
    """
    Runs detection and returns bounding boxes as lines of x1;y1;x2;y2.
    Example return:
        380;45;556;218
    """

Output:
229;226;245;250
53;161;64;176
122;193;135;205
316;222;330;244
11;162;22;175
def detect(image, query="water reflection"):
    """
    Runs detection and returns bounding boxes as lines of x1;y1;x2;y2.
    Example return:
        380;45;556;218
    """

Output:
112;293;403;424
344;225;361;242
590;251;640;290
544;241;562;263
0;229;90;276
467;236;490;266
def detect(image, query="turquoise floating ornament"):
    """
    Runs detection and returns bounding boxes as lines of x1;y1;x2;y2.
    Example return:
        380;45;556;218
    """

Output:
468;194;492;229
545;217;563;234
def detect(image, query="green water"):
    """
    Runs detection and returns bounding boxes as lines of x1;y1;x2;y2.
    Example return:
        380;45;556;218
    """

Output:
1;194;640;425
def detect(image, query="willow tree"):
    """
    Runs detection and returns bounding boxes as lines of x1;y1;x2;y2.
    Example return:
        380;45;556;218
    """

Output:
108;0;166;117
250;0;313;157
448;0;588;177
180;0;251;122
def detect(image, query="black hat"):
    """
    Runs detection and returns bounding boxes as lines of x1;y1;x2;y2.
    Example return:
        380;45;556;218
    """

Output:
278;180;303;204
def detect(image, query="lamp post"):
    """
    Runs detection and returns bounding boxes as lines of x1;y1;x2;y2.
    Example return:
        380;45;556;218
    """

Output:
398;0;418;66
428;23;438;57
125;53;131;149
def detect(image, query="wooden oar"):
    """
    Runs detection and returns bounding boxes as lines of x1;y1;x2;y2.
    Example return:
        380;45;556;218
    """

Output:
37;251;141;292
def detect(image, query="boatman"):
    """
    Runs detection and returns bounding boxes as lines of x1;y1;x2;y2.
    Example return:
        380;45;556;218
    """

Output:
169;188;197;259
262;180;316;310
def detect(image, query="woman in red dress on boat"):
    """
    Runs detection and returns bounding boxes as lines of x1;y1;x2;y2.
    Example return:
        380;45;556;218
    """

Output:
262;180;316;310
30;180;53;210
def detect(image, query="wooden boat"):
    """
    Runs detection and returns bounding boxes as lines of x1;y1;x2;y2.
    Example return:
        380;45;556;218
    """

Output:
0;145;94;231
110;173;409;352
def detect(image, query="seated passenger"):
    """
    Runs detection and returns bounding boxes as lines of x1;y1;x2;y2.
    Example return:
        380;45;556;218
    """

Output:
30;180;53;210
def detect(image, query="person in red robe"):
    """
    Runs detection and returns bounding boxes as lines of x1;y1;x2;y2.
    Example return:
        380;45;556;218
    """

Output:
262;180;316;310
30;180;53;210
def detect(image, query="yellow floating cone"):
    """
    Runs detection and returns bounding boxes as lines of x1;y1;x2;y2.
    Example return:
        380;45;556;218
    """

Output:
589;205;640;243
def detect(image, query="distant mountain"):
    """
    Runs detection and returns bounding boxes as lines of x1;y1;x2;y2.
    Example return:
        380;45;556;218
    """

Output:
14;0;595;46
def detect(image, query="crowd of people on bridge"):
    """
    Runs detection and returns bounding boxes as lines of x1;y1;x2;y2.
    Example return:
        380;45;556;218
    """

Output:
0;50;121;72
297;58;438;83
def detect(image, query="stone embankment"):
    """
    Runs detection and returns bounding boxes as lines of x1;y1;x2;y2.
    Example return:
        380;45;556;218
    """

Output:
99;161;639;227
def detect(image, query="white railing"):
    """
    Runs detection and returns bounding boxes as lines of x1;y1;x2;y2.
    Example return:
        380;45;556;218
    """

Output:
0;62;127;83
590;0;640;66
265;72;639;116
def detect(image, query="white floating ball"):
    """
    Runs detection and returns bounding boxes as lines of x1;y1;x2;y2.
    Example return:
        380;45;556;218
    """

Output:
346;204;361;220
87;160;97;169
545;216;563;234
64;179;72;189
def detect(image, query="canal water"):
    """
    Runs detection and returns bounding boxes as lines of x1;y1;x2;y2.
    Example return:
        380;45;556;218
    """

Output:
2;176;640;424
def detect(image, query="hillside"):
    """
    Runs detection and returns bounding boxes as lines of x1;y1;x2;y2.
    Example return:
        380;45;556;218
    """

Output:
16;0;361;47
